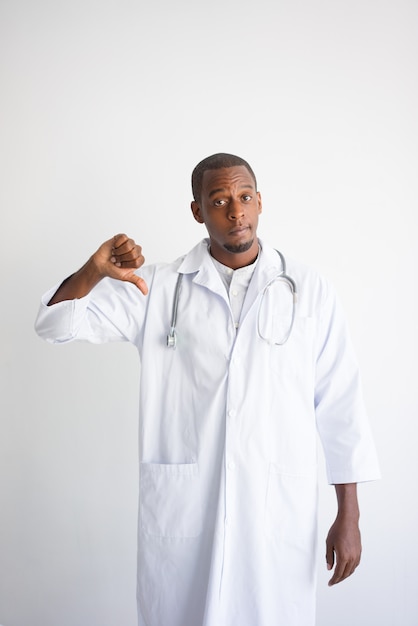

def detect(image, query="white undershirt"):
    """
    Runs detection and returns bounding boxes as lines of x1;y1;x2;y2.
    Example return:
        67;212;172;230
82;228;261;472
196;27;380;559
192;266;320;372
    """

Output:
210;253;259;330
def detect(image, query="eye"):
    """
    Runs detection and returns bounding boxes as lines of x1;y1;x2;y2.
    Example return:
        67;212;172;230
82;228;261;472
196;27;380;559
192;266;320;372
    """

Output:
214;199;226;207
242;194;252;202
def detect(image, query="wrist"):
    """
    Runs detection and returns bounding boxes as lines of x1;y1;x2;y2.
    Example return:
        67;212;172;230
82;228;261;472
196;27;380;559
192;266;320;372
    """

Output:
84;254;106;283
334;483;360;521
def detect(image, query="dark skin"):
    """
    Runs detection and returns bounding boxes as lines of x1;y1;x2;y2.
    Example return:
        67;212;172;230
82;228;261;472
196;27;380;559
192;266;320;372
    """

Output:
190;166;262;269
47;234;148;305
47;166;362;586
327;483;361;586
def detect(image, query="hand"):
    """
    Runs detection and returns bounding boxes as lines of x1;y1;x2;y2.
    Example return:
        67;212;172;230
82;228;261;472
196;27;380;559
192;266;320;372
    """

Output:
92;233;148;295
47;234;148;305
326;515;362;586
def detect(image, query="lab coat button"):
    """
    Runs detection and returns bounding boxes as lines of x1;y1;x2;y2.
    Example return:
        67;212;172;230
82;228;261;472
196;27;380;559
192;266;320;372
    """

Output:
227;461;235;471
228;409;236;418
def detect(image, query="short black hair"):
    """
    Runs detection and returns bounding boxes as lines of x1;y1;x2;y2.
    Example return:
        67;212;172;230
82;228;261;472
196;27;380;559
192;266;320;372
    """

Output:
191;153;257;203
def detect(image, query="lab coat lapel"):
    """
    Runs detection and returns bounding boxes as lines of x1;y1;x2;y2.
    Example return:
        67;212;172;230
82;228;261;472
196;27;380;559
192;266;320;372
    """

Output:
176;239;284;315
177;239;229;303
239;241;284;323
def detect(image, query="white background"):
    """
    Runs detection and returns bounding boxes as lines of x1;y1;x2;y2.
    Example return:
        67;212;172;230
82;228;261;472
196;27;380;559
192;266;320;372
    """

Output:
1;0;417;624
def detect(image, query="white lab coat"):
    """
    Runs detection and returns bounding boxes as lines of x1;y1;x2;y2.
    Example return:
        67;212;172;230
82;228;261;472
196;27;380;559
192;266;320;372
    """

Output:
35;239;380;626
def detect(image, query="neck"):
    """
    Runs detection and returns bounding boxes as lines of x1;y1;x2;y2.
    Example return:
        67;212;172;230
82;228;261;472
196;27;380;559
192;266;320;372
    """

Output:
209;239;260;270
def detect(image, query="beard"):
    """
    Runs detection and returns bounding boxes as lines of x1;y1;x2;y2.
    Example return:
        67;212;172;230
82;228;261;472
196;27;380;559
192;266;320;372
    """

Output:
223;238;255;254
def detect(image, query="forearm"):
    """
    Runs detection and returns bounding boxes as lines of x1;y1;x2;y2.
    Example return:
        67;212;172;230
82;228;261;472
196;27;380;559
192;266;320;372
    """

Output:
334;483;360;521
48;257;104;305
47;234;147;305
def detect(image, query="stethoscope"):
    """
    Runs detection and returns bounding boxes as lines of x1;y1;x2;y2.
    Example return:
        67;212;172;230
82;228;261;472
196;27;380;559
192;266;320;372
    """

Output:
167;250;297;349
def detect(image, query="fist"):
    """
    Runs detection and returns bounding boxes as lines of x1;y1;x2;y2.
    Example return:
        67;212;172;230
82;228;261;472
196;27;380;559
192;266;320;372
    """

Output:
94;233;148;295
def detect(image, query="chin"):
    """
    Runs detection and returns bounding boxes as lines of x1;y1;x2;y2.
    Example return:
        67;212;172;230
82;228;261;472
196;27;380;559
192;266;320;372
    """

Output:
223;239;255;254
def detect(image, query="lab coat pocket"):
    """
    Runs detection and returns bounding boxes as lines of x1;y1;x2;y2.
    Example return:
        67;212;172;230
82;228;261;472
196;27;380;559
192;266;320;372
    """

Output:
140;462;202;539
265;463;317;550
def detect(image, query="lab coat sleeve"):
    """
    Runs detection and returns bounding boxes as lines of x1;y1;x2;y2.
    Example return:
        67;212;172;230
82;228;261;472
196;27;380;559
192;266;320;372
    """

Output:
35;273;151;345
314;279;380;484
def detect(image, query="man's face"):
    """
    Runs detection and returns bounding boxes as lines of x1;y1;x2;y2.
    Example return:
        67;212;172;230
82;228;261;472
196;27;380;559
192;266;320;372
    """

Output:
191;166;262;268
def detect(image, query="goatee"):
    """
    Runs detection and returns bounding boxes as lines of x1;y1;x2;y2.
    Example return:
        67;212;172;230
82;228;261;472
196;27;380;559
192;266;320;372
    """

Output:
223;238;255;254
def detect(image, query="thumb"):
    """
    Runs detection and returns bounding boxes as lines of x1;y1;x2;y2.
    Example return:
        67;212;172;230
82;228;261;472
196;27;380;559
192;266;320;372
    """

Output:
326;543;335;571
124;272;148;295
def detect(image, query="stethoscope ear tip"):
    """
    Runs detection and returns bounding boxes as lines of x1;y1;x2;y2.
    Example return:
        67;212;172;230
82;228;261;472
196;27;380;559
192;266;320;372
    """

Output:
167;333;177;348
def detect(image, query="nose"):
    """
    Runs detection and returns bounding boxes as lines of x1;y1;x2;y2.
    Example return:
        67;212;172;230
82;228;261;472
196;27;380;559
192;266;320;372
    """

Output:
228;199;244;220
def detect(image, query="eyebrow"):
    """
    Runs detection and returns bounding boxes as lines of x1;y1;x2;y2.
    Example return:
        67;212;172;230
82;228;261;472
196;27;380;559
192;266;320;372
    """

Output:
208;184;255;198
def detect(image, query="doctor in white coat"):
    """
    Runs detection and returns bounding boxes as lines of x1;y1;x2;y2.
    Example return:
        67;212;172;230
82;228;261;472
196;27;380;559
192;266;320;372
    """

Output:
35;153;380;626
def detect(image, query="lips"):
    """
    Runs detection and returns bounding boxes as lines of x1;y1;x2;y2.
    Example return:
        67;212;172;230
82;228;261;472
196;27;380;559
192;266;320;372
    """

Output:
229;225;250;236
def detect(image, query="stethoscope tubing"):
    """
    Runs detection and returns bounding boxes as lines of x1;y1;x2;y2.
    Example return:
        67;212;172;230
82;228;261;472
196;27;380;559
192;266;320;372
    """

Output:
167;250;297;348
167;273;183;348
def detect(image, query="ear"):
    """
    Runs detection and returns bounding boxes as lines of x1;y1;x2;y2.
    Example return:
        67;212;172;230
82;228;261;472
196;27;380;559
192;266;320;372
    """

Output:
191;200;205;224
257;191;263;215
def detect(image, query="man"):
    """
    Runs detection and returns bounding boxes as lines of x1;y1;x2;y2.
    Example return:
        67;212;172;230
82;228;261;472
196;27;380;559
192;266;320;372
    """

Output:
35;153;380;626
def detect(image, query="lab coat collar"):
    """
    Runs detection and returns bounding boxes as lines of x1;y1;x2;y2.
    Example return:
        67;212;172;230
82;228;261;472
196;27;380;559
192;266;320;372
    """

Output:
177;239;213;275
177;238;282;276
240;240;284;322
177;239;226;301
177;238;284;307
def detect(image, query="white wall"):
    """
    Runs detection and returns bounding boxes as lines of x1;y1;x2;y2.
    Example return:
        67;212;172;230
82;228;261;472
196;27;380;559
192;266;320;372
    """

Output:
1;0;417;624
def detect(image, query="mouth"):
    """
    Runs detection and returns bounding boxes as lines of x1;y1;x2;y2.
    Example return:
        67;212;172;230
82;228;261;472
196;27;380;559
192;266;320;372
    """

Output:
229;225;250;236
